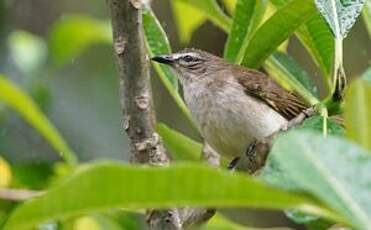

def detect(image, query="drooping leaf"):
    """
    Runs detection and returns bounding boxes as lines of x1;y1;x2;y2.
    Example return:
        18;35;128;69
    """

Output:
7;31;47;74
142;7;194;126
3;162;340;230
156;123;202;161
241;0;316;68
271;0;334;89
177;0;232;32
265;130;371;229
171;0;207;43
0;75;77;165
264;52;320;105
344;78;371;151
314;0;366;38
48;15;111;67
224;0;268;63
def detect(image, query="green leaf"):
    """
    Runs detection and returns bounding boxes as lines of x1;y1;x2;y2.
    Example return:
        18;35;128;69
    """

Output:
266;130;371;229
48;15;111;67
344;78;371;151
142;7;194;126
314;0;366;38
0;75;77;165
142;8;178;90
171;0;207;43
156;123;202;161
224;0;268;63
177;0;232;32
264;52;320;105
223;0;237;14
271;0;334;89
3;162;340;230
297;115;344;136
202;213;251;230
7;30;47;74
363;1;371;37
241;0;316;68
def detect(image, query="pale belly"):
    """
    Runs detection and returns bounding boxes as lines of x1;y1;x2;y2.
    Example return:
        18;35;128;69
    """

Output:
185;81;288;158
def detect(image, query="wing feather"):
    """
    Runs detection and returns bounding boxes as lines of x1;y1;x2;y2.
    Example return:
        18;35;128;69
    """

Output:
232;66;308;120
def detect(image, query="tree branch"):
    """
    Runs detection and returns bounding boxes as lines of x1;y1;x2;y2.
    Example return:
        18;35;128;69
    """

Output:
107;1;184;229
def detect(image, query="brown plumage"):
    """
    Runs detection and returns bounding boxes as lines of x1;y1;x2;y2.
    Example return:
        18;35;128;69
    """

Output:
231;66;308;120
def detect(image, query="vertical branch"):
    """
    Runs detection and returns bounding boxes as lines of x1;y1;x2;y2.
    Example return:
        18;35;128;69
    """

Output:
108;0;168;165
108;1;181;229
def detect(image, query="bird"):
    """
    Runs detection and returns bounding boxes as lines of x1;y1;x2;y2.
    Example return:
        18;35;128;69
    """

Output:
151;48;308;159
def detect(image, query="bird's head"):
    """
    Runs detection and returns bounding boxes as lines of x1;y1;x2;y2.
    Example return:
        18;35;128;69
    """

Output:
151;48;223;82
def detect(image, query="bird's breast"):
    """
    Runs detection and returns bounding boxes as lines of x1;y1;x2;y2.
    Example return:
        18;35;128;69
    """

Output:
183;79;288;158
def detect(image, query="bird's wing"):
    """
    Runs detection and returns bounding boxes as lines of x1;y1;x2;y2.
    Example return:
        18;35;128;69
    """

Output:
232;66;308;120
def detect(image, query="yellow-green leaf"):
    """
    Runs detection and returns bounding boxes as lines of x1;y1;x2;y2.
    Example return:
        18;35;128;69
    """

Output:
171;0;207;43
345;78;371;151
0;75;77;165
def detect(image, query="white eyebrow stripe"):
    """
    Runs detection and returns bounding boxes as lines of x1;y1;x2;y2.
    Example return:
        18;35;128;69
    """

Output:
173;52;200;60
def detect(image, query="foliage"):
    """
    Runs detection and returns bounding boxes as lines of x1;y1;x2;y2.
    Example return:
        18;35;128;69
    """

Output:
0;0;369;229
3;162;341;230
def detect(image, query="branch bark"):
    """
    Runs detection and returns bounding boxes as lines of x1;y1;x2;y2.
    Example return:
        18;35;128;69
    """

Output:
107;1;183;229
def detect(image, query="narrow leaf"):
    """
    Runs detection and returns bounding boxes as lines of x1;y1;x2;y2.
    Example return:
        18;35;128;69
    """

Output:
0;75;77;165
266;130;371;229
224;0;268;63
48;15;111;67
271;0;334;89
344;78;371;151
264;52;320;105
363;1;371;37
142;8;178;90
156;123;201;161
142;7;194;125
314;0;366;38
241;0;316;68
177;0;232;32
4;162;339;230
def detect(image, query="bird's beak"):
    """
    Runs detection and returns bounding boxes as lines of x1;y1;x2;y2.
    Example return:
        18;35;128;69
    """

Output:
151;55;175;65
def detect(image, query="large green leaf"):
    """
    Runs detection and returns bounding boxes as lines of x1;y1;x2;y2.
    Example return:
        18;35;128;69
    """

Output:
156;123;202;161
266;130;371;229
264;52;320;105
224;0;268;63
171;0;207;43
48;15;111;67
314;0;366;38
241;0;316;68
142;7;194;126
344;77;371;151
177;0;232;32
0;75;77;165
3;162;340;230
271;0;334;90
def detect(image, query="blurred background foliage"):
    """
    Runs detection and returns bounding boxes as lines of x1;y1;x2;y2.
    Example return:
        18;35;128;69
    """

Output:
0;0;370;229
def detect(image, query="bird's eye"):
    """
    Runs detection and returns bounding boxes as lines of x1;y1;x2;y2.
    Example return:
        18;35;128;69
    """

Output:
183;55;194;62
